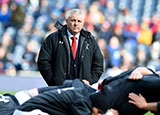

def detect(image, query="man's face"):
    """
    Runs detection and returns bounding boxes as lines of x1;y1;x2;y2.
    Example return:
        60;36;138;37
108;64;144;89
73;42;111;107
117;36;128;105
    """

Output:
92;107;104;115
66;14;84;35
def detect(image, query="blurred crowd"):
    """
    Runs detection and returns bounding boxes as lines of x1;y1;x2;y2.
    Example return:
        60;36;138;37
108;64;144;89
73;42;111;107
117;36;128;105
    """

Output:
0;0;160;77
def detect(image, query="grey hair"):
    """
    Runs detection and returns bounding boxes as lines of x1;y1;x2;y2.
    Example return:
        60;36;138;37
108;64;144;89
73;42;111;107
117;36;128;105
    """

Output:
66;9;85;19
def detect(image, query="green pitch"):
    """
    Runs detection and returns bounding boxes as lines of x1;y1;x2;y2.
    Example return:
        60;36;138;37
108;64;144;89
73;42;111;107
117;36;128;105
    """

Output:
0;91;16;95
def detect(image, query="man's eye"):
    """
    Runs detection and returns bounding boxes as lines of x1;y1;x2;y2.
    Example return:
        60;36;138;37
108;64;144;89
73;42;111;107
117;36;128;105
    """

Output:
71;19;75;22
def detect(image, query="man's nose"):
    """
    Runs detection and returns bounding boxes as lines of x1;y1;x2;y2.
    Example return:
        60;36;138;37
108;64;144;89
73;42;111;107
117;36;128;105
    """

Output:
74;21;78;25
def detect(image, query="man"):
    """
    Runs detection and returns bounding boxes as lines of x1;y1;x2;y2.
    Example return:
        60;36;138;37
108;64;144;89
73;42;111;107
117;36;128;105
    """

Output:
13;66;160;115
129;92;159;114
0;79;99;115
14;87;104;115
37;8;104;86
95;66;160;115
2;67;156;115
6;79;117;115
128;67;160;114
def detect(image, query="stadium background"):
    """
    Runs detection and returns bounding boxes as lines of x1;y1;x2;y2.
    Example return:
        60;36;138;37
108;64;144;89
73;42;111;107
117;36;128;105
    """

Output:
0;0;160;91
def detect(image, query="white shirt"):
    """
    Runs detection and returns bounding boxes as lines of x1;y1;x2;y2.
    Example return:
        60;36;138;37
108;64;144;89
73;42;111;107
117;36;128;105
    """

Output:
67;29;80;50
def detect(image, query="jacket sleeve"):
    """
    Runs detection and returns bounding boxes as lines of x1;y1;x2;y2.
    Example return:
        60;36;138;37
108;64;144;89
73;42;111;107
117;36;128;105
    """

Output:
37;34;56;86
71;100;92;115
90;39;104;84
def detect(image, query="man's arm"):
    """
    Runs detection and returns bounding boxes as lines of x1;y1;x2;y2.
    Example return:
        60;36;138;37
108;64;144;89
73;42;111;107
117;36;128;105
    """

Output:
128;67;160;113
90;40;104;84
37;34;55;86
71;101;91;115
128;67;155;80
128;93;158;113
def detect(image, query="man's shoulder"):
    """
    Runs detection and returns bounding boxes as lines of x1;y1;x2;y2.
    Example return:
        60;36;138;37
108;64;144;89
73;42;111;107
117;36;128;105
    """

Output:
81;29;95;40
48;31;59;37
44;31;60;41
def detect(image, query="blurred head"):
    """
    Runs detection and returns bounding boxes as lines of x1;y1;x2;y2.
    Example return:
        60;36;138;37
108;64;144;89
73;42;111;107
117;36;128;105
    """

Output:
141;22;149;30
66;9;85;36
92;107;104;115
109;36;120;49
90;85;111;113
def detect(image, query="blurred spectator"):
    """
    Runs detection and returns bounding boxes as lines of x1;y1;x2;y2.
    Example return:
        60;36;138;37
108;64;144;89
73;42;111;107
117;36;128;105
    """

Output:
22;39;40;71
0;0;9;4
121;50;136;71
0;3;11;28
104;0;118;25
98;21;112;44
123;22;139;45
106;36;122;68
97;38;109;70
137;22;153;46
87;1;105;25
154;24;160;42
0;22;4;38
0;61;5;74
84;1;105;38
147;41;160;71
136;44;150;67
0;45;7;62
112;20;124;45
5;62;17;76
122;20;140;61
15;22;32;47
10;2;25;29
149;13;159;37
44;21;57;38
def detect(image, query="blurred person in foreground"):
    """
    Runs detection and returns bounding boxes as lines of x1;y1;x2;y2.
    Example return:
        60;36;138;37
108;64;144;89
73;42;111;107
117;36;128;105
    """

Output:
1;66;160;115
1;79;118;115
128;67;160;114
37;8;103;86
95;66;160;115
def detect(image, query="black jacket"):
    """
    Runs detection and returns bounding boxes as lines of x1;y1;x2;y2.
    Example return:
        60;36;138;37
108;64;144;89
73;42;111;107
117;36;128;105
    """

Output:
38;79;96;94
18;87;92;115
100;67;160;115
37;22;103;86
0;79;95;115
